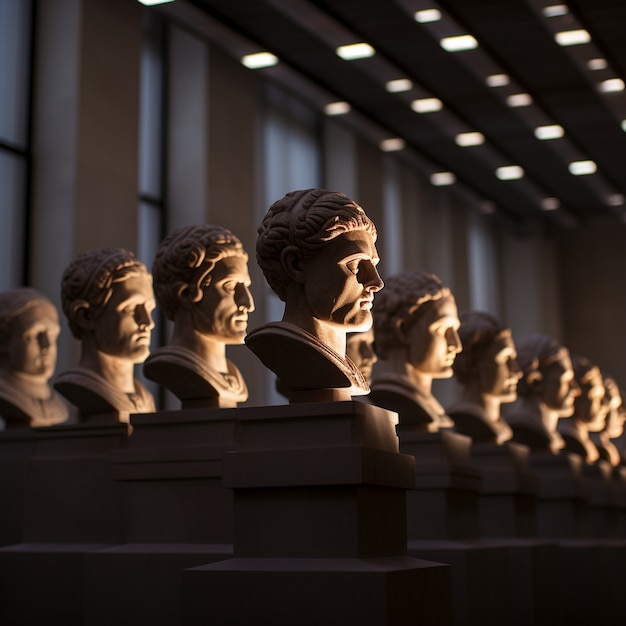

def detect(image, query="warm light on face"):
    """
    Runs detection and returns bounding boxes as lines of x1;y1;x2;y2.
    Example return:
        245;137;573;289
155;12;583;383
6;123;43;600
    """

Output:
324;101;351;116
486;74;509;87
496;165;524;180
599;78;625;93
534;124;564;140
440;35;478;52
555;29;591;46
386;78;413;93
430;172;456;186
568;160;597;175
541;197;560;211
414;9;442;23
506;93;533;107
455;132;484;147
380;138;406;152
241;52;278;69
411;97;443;113
336;43;375;60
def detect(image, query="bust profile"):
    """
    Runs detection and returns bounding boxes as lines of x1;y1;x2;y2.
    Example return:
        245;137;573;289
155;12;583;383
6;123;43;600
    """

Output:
558;356;607;463
346;328;377;385
143;224;254;408
0;288;68;428
590;376;625;467
369;271;461;432
447;311;521;444
245;188;384;402
503;334;579;454
54;248;156;423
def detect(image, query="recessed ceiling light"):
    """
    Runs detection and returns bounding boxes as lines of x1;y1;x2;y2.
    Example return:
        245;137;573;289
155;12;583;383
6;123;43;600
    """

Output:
411;98;443;113
137;0;175;5
607;194;625;207
542;5;569;17
380;138;406;152
555;29;591;47
599;78;625;93
430;172;456;186
324;101;351;116
414;9;442;23
496;165;524;180
455;132;485;147
486;74;510;87
240;52;278;69
506;93;533;107
568;160;597;175
588;58;608;71
541;197;560;211
534;124;564;140
336;43;375;60
386;78;413;93
440;35;478;52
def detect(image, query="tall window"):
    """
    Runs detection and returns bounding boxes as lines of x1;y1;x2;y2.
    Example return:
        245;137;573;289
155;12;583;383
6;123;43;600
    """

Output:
0;0;33;288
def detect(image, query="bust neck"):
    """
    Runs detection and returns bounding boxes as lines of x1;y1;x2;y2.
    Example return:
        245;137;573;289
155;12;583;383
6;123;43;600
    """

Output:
78;342;136;394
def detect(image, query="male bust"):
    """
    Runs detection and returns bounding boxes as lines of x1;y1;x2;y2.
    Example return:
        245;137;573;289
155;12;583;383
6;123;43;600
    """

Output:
0;288;68;428
246;188;384;402
503;334;579;454
558;356;607;463
143;224;254;408
346;328;377;386
447;311;521;444
369;271;461;432
54;248;156;423
590;376;625;467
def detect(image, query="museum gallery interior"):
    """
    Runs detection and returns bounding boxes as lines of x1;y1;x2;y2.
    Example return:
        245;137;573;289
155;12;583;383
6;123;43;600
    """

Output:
1;0;626;624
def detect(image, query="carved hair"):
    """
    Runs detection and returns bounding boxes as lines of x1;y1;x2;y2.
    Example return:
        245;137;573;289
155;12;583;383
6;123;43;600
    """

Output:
453;310;511;384
373;271;450;360
515;334;568;396
61;248;149;339
0;288;56;345
152;224;247;321
256;189;376;301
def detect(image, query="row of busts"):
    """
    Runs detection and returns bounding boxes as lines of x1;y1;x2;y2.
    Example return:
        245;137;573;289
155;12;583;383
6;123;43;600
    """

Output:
0;188;622;474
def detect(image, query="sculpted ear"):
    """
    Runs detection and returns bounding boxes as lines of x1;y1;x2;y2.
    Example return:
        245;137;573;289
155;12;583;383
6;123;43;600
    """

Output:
527;370;543;389
72;301;96;330
281;246;305;283
177;282;203;306
394;319;411;346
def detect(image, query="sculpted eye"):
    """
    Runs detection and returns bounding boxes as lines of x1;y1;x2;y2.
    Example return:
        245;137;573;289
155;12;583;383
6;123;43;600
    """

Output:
346;260;360;275
223;281;236;293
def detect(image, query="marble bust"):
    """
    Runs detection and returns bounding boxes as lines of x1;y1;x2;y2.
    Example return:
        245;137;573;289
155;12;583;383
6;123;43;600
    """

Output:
590;376;625;466
54;248;156;423
346;328;377;385
503;334;579;454
447;311;521;444
143;224;254;408
558;355;607;463
245;188;384;402
369;271;461;432
0;288;68;428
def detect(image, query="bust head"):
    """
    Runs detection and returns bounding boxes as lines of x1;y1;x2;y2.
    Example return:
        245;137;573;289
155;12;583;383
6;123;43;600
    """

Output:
373;271;461;379
152;224;254;344
515;334;579;417
454;311;520;402
571;356;607;432
601;376;625;439
0;288;60;383
346;328;377;384
61;248;155;364
256;189;383;344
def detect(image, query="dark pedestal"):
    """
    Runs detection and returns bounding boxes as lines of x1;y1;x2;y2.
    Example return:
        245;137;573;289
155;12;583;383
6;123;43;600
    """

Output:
583;460;616;538
182;401;452;625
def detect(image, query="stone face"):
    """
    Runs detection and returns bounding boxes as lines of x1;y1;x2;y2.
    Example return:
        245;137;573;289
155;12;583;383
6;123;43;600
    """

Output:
0;288;68;428
54;248;156;423
248;189;383;402
144;224;254;408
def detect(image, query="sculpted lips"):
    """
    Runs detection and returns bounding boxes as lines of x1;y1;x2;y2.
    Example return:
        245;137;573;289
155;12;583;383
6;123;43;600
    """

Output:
360;297;374;310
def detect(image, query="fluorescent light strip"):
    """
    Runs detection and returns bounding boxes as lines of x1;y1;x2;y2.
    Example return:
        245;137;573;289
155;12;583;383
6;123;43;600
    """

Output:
415;9;442;23
599;78;625;93
622;120;626;132
137;0;175;5
386;78;413;93
541;197;560;210
506;93;533;107
568;160;597;175
607;194;625;207
555;29;591;47
440;35;478;52
455;132;484;147
411;98;443;113
241;52;278;69
496;165;524;180
542;5;568;17
534;124;564;140
336;43;375;60
486;74;509;87
430;172;456;186
324;101;351;116
588;58;608;71
380;138;405;152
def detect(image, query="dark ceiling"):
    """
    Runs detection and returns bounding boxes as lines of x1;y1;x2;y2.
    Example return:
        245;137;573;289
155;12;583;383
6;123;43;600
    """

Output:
171;0;626;230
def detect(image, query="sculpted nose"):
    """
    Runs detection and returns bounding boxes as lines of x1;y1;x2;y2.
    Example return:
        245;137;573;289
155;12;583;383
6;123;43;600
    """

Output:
236;284;255;312
136;304;155;330
363;262;384;293
38;332;51;352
